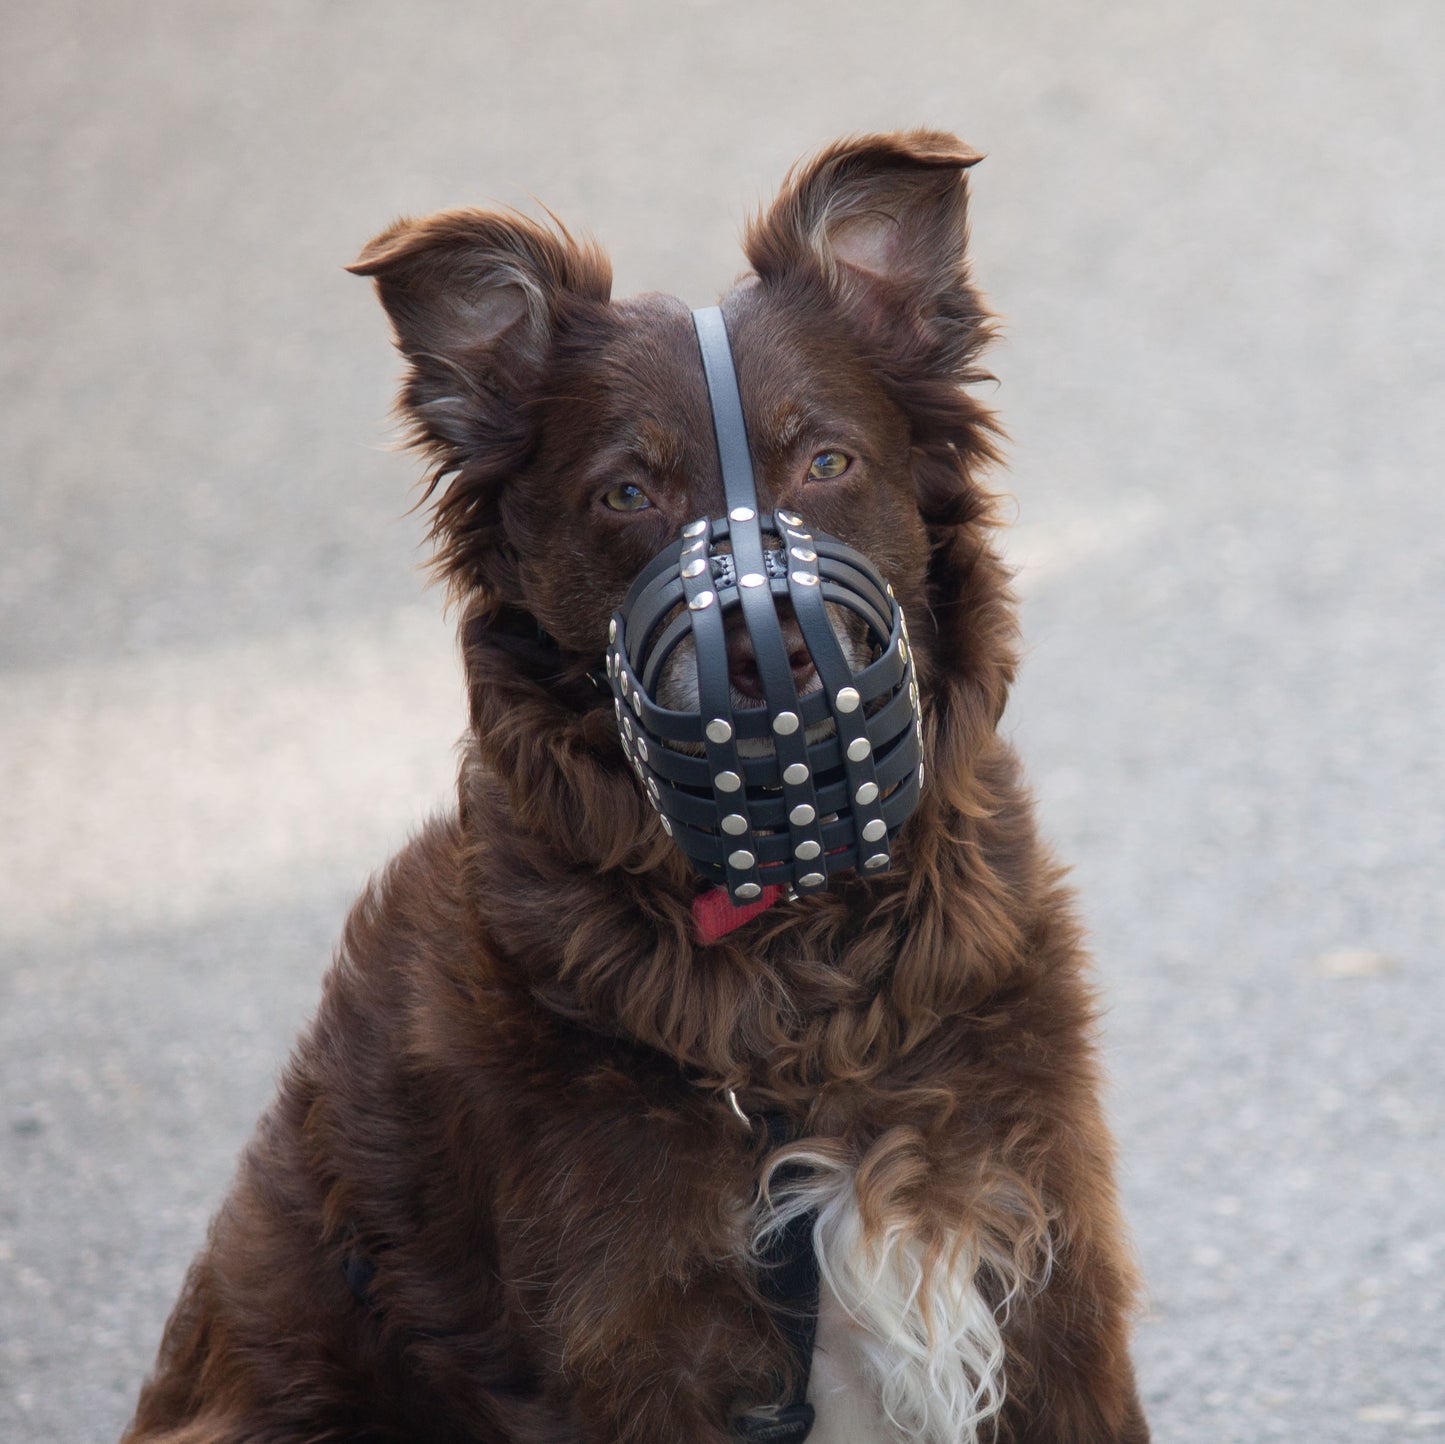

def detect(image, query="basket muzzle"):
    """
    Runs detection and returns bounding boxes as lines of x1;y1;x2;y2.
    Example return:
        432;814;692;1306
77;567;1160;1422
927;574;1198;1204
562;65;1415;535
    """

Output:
604;307;924;904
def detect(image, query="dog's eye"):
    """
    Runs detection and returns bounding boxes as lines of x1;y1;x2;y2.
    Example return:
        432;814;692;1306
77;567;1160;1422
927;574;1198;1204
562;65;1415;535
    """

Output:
807;450;851;481
601;483;653;513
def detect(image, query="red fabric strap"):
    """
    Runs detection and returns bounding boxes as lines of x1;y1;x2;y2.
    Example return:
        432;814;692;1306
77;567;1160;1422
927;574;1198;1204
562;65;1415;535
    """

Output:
691;883;787;944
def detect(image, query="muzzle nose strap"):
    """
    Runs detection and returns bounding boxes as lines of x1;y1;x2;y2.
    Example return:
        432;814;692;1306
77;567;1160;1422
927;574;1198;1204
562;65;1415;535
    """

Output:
692;306;760;519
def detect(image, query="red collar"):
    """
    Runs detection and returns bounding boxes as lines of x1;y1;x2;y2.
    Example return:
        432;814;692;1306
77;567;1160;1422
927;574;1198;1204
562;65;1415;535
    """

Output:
691;883;788;944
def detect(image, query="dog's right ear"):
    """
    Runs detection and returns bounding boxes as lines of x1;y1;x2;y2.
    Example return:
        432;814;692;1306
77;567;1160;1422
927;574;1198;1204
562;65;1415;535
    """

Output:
349;210;611;598
349;209;612;464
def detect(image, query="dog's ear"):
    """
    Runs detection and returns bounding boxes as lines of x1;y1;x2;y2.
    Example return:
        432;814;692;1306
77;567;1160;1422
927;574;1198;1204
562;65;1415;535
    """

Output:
746;131;999;517
349;210;611;598
744;130;982;332
349;209;611;459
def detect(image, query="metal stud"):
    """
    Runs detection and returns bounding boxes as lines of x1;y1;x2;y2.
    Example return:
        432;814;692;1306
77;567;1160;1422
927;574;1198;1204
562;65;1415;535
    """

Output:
783;762;809;785
619;672;630;695
854;781;879;805
863;852;890;871
689;590;715;611
918;764;926;786
735;882;762;901
660;816;673;836
636;738;649;762
862;818;887;843
886;582;895;598
791;571;819;587
836;687;861;713
789;546;817;563
846;737;872;762
728;848;756;870
681;558;707;579
608;619;618;642
721;813;748;836
795;840;822;861
772;711;800;736
631;691;644;717
729;506;756;522
715;770;742;792
683;519;707;537
606;655;616;678
899;636;909;662
739;572;766;589
646;777;660;799
789;803;816;826
777;510;803;526
798;871;825;888
706;717;733;744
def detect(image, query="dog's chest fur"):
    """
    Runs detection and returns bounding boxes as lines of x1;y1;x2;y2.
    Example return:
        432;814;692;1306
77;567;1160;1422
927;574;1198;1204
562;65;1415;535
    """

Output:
751;1154;1023;1444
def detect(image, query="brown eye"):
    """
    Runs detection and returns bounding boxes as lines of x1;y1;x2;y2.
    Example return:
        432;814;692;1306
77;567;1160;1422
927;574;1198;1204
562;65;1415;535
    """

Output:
601;483;653;512
807;450;850;481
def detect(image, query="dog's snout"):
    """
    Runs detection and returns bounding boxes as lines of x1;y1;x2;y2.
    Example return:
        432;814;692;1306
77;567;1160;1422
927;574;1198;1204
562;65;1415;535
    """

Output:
725;615;818;701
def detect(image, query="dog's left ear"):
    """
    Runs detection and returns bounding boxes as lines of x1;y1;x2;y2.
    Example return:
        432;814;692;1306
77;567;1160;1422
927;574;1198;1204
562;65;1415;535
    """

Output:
746;131;999;516
745;130;983;335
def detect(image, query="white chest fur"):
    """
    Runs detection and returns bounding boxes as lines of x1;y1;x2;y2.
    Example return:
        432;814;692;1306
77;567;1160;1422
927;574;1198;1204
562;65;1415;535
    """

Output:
753;1147;1048;1444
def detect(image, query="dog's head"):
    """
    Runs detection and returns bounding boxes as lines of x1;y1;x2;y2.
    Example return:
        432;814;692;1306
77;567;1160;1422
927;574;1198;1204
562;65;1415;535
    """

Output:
351;131;1016;883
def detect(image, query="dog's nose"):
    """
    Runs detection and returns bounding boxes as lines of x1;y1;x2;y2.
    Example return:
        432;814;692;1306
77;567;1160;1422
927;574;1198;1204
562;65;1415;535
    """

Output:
725;618;818;702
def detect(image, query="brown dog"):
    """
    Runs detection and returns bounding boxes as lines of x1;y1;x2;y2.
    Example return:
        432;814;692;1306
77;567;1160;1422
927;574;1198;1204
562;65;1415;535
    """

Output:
124;131;1150;1444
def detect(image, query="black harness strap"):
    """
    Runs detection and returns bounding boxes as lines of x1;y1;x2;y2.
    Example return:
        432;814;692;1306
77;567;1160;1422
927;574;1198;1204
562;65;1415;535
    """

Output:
734;1111;819;1443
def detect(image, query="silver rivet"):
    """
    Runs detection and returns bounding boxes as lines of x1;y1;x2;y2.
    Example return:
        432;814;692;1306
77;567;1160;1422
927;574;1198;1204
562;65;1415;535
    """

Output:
778;510;803;526
789;546;818;563
847;737;872;762
721;813;748;835
783;762;809;785
660;816;673;836
740;572;766;588
918;764;926;786
886;582;895;598
729;506;756;523
606;655;616;678
791;571;819;587
789;803;816;826
795;840;822;861
646;777;660;797
864;852;890;871
630;692;643;717
728;848;756;870
798;871;825;887
836;686;861;713
683;538;706;554
619;672;630;695
735;882;762;900
613;700;623;720
683;519;707;537
772;711;800;736
899;637;909;661
706;717;733;744
681;558;707;579
862;818;887;842
715;770;742;792
855;781;879;805
637;738;649;761
689;590;715;610
608;619;618;641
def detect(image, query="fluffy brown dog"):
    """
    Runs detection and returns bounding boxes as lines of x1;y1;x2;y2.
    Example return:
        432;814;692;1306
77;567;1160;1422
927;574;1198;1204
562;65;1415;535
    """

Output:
124;131;1150;1444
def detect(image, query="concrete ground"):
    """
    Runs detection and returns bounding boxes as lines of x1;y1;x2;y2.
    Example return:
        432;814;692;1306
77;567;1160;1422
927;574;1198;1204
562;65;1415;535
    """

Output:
2;1;1442;1439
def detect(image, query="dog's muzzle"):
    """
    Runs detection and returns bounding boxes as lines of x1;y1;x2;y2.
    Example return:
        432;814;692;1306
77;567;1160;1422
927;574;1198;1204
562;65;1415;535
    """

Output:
604;307;923;904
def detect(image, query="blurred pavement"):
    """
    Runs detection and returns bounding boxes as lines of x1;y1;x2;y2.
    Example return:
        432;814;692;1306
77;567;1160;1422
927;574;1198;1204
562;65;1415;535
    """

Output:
2;2;1442;1439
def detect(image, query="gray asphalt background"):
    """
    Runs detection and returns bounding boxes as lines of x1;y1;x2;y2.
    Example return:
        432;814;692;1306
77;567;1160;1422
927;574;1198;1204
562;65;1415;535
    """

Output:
3;2;1442;1440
